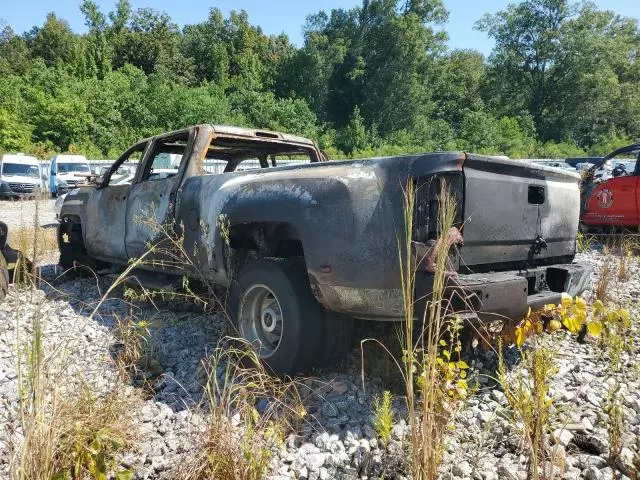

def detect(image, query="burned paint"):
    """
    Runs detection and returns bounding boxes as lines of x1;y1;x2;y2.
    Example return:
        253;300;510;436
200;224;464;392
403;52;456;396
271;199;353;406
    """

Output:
59;124;590;322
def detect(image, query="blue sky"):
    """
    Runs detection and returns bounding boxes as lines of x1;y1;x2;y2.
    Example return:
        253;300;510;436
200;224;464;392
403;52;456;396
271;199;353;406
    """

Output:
1;0;638;55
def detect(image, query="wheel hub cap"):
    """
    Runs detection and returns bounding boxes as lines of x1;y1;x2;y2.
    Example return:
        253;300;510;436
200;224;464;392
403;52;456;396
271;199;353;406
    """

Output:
239;285;283;358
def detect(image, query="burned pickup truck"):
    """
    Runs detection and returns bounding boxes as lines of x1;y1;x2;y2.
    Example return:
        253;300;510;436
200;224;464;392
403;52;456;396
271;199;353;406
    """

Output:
57;125;589;374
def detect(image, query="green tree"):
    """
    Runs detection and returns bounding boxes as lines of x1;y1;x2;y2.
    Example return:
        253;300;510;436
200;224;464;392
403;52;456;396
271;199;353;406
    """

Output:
111;7;182;76
181;8;230;86
431;49;486;129
0;26;31;75
27;13;81;70
229;90;319;139
80;0;111;79
458;111;500;153
335;106;370;155
108;0;131;32
224;11;272;92
496;116;537;158
275;10;351;120
478;0;640;147
292;0;449;137
0;109;31;152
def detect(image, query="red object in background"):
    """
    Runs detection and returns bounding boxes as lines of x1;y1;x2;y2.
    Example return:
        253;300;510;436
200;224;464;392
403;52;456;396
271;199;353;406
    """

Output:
580;142;640;229
581;176;640;228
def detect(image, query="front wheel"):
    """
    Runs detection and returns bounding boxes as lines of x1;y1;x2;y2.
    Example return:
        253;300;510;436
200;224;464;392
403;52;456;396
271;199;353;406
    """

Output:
230;258;323;376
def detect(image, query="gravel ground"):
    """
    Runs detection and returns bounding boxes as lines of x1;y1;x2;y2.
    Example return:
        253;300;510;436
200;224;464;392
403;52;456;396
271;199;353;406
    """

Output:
0;197;57;230
0;213;638;479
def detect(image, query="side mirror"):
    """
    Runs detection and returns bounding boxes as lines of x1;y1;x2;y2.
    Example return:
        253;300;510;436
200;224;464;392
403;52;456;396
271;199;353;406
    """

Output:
87;174;103;189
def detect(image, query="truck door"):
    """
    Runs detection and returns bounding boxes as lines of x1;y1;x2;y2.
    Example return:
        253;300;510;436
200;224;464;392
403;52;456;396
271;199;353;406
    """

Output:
585;175;639;227
124;131;191;261
83;142;147;261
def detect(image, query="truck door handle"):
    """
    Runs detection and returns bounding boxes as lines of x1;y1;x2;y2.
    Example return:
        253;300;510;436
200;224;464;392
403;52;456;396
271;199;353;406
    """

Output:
622;186;633;191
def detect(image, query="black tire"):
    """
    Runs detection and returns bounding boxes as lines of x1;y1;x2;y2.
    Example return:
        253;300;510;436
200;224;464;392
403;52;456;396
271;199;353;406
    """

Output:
0;254;8;303
230;258;323;376
57;223;106;275
314;311;355;369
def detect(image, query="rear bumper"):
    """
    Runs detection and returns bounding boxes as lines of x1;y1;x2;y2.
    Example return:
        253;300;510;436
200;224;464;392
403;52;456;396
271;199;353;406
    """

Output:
448;263;591;321
314;263;591;321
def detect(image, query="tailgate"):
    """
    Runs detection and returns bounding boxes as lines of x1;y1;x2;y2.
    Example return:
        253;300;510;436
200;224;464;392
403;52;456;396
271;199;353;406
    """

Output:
460;155;580;270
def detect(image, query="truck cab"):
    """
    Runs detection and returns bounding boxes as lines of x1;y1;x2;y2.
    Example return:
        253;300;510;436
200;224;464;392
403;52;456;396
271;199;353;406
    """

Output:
0;153;43;199
49;154;92;197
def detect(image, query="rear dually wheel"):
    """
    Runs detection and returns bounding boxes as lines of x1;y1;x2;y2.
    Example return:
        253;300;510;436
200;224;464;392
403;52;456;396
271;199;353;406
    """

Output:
230;258;323;376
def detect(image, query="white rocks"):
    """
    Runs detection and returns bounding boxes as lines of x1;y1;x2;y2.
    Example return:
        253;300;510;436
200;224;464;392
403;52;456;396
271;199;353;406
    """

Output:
581;416;594;431
575;454;608;470
497;462;523;480
391;419;407;440
321;402;338;418
552;428;574;447
1;248;639;480
305;453;326;472
452;461;473;478
478;410;494;425
620;446;636;465
490;389;506;404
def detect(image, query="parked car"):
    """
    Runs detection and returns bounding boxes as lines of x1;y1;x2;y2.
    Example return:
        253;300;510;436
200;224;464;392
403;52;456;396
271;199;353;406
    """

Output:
57;124;590;375
0;153;44;199
565;156;602;169
48;154;92;197
581;142;640;229
587;159;636;182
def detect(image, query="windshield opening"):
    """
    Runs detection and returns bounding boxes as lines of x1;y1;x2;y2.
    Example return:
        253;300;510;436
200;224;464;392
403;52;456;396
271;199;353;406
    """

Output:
58;163;90;174
1;163;40;178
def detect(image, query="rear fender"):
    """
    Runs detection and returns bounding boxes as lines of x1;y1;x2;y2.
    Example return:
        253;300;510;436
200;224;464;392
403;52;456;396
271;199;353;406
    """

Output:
212;178;358;283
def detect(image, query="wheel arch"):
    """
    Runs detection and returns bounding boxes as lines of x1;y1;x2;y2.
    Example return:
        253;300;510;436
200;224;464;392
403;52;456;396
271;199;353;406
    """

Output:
224;221;308;279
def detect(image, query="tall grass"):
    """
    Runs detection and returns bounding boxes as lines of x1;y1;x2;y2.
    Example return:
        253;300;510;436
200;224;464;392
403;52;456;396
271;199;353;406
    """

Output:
7;196;136;480
497;339;556;480
398;180;462;480
9;295;135;480
5;196;57;286
594;259;612;303
575;231;595;253
89;212;312;480
183;342;306;480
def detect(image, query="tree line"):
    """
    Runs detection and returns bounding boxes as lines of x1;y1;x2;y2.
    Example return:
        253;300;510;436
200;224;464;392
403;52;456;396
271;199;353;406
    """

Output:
0;0;638;160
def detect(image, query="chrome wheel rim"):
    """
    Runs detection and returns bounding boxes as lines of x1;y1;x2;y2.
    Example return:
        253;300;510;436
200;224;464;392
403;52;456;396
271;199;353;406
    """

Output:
239;284;283;358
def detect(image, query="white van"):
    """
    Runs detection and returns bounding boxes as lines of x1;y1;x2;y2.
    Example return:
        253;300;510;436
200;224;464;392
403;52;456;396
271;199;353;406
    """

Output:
0;153;43;199
49;154;91;197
